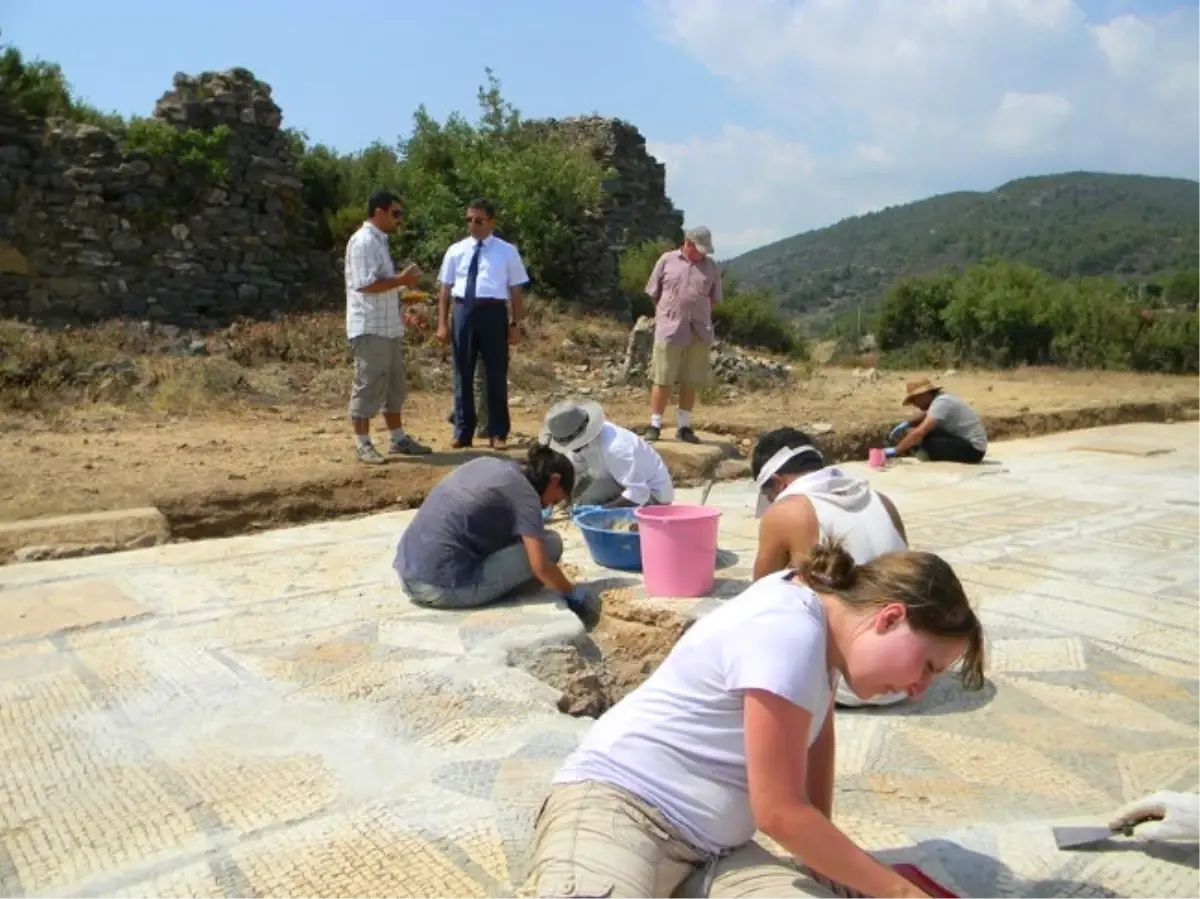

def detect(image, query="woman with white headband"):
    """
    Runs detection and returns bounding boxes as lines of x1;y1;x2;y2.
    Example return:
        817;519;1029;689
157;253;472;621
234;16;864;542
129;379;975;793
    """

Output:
751;427;910;709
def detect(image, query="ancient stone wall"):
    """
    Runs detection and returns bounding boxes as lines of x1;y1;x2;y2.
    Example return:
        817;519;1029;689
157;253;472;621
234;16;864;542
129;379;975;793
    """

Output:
0;75;682;328
0;69;340;328
528;116;685;317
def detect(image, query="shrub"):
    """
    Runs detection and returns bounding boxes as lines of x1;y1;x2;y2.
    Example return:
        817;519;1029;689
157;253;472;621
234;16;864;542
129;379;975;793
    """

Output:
876;260;1198;374
713;288;807;358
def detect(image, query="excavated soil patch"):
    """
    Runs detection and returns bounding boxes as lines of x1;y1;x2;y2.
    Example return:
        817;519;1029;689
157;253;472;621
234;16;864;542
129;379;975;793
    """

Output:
513;587;693;717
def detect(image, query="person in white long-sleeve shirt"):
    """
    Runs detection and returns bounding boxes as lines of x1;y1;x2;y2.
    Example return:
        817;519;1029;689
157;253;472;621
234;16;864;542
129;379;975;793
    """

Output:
540;400;674;508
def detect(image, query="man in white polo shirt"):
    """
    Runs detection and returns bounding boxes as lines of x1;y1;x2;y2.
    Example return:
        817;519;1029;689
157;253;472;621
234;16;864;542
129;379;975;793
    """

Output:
540;399;674;508
751;426;910;708
344;190;431;464
435;198;529;451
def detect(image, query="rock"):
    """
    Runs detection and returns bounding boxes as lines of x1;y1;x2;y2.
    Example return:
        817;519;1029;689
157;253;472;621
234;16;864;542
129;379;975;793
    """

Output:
715;459;751;481
808;421;834;435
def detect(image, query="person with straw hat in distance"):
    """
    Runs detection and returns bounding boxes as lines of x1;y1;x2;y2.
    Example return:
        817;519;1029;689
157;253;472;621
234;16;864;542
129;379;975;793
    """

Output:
887;378;988;464
541;399;674;510
751;426;910;709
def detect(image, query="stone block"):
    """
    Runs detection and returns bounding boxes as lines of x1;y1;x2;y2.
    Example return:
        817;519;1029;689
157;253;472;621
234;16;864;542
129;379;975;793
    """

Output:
0;507;169;562
0;577;150;638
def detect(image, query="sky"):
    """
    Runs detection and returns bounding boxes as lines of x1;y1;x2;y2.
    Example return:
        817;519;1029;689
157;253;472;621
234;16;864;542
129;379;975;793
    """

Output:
6;0;1198;258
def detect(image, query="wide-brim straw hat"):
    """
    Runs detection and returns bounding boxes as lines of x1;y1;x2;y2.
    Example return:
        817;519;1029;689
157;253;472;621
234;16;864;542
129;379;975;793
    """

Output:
902;378;941;405
539;399;605;453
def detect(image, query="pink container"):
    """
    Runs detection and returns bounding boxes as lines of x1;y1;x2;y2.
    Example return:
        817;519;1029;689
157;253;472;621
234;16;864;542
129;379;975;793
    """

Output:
635;504;722;598
868;447;887;468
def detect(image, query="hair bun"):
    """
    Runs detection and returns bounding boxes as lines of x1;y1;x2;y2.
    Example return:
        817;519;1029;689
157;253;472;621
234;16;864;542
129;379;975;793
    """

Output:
797;537;857;591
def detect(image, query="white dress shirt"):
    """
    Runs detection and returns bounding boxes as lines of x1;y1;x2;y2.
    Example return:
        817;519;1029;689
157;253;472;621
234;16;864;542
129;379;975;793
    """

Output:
345;222;403;339
572;422;675;506
438;234;529;301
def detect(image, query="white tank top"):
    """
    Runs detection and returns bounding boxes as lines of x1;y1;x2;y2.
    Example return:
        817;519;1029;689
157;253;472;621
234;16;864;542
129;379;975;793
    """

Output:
775;472;907;563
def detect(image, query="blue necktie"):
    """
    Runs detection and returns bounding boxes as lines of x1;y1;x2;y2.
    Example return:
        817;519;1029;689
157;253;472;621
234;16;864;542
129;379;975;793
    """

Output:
463;241;483;311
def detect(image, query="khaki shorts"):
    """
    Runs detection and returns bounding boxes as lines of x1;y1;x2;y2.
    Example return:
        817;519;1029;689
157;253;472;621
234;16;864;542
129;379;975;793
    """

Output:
650;340;711;388
527;780;833;897
349;334;406;418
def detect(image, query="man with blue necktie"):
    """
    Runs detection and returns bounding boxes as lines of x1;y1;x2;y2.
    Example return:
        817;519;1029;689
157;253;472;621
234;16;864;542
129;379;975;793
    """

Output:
436;199;529;450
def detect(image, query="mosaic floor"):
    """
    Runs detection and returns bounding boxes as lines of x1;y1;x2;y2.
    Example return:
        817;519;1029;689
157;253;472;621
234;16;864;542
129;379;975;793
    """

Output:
0;422;1196;897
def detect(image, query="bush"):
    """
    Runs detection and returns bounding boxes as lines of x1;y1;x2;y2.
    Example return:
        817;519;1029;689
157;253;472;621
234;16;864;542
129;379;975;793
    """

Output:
713;288;807;358
123;118;232;182
289;70;608;303
876;259;1198;374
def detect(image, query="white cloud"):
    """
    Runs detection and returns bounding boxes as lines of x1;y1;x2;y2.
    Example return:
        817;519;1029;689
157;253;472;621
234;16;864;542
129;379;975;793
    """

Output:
642;0;1199;256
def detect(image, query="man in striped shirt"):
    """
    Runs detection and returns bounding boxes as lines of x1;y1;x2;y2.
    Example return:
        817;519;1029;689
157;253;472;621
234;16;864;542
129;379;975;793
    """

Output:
344;190;431;464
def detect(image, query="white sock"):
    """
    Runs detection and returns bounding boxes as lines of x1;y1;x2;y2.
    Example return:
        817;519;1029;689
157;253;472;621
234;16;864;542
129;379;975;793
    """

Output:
356;434;372;448
677;410;691;428
389;428;406;443
650;413;663;428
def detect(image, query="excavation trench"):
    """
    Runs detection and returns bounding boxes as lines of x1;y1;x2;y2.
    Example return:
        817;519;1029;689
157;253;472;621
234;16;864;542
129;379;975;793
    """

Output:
512;586;696;718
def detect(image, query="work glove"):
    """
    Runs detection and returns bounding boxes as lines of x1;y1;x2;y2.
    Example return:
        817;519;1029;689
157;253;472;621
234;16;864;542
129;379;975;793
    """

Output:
562;585;601;630
888;421;910;443
884;447;897;458
1109;791;1200;842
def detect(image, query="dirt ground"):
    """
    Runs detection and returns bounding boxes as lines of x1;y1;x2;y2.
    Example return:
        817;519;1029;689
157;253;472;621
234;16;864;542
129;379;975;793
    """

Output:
2;362;1195;539
513;587;694;718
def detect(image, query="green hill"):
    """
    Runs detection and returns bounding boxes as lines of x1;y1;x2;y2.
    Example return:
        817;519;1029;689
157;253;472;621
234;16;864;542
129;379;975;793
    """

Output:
723;172;1200;321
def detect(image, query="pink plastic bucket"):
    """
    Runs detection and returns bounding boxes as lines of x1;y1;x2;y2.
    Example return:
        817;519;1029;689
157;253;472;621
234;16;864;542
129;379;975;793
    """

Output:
635;504;722;598
868;447;887;468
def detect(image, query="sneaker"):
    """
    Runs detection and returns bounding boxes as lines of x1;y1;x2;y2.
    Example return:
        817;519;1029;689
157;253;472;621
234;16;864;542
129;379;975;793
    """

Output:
356;442;385;465
389;434;432;456
644;425;661;442
676;426;700;444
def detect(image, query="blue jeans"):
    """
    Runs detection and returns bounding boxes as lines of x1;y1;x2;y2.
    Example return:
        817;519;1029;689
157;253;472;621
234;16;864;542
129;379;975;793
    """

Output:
400;531;564;609
452;300;510;442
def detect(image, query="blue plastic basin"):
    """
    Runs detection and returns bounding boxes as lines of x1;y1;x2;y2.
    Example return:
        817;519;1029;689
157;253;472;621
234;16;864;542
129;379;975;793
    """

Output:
573;507;643;572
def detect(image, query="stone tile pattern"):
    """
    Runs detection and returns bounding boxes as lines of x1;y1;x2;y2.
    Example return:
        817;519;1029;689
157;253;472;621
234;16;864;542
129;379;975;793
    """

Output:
0;423;1197;898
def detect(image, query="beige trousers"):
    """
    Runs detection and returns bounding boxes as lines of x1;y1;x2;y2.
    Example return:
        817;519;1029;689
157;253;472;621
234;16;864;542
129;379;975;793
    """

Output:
528;781;837;898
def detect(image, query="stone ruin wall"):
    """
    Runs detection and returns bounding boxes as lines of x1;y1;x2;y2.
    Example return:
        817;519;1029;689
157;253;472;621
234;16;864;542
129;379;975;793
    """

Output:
0;69;340;328
0;71;684;329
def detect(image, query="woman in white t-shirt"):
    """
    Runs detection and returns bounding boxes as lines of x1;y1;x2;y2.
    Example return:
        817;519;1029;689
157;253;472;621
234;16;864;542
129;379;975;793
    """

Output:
529;539;985;899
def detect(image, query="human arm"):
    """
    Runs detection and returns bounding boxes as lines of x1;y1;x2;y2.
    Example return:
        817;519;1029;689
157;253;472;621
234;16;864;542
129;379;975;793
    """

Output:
435;248;457;339
892;411;937;455
744;690;929;898
752;497;820;581
521;534;575;594
1109;791;1200;841
645;255;666;305
806;702;836;819
507;248;529;327
601;438;653;507
346;235;420;293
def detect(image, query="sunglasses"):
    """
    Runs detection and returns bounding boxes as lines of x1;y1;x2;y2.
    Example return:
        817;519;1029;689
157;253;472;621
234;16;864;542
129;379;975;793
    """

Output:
389;208;404;218
465;215;488;225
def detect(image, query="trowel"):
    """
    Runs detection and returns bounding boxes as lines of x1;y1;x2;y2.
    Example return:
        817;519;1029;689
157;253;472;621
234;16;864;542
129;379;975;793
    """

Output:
699;477;715;506
1052;813;1159;850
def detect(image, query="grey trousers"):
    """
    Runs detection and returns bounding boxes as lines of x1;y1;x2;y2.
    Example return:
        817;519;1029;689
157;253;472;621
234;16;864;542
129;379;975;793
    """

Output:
400;531;564;609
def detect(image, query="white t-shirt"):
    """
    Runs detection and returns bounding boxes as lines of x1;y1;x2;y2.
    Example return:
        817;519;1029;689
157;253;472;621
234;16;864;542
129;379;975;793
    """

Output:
571;422;675;505
554;572;834;852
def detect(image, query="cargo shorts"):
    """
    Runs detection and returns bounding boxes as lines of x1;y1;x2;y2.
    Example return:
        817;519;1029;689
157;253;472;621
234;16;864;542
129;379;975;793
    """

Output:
349;334;406;418
650;339;712;388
